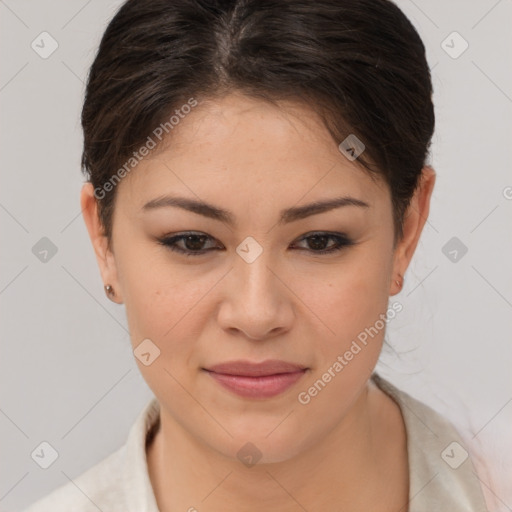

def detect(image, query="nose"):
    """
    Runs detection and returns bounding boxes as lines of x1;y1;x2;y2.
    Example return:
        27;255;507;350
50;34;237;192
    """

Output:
216;250;295;341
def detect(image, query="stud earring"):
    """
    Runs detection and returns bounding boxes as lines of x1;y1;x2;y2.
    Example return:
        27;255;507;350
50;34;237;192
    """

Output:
395;274;404;290
104;284;115;299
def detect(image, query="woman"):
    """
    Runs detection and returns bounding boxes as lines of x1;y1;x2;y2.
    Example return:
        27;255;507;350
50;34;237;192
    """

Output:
23;0;489;510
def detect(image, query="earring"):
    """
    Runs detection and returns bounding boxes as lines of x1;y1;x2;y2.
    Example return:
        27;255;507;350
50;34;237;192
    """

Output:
395;274;404;290
104;284;115;299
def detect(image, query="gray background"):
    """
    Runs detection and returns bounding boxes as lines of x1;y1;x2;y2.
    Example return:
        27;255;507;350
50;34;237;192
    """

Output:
1;0;511;510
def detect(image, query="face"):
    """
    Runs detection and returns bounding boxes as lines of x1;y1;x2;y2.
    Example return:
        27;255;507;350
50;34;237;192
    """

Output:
82;92;434;463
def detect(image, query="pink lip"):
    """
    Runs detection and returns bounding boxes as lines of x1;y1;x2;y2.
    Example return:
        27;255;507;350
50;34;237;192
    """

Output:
203;359;308;399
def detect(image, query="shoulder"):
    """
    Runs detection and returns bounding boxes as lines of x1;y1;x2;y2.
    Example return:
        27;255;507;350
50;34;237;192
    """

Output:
22;396;160;512
371;372;489;512
21;446;127;512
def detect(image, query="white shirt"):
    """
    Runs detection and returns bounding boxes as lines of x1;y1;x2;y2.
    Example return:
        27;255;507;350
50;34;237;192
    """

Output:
22;373;489;511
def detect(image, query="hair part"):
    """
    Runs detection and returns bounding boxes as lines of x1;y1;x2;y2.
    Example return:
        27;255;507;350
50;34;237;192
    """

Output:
81;0;435;252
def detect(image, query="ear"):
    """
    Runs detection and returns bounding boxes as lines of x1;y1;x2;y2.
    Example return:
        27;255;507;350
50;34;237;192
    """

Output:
80;182;123;304
390;166;436;296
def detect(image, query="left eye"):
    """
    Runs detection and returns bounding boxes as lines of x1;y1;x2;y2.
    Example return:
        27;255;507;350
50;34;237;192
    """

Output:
157;231;355;257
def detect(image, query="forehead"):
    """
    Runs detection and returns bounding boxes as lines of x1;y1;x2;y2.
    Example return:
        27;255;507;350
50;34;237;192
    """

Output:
116;93;387;214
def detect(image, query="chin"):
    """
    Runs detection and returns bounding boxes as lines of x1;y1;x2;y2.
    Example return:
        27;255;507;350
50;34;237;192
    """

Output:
203;423;315;466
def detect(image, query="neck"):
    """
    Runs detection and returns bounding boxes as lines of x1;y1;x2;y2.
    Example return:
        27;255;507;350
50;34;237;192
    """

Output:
147;378;408;512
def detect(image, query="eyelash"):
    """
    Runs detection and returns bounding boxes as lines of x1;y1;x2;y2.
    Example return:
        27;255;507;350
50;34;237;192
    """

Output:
157;231;355;257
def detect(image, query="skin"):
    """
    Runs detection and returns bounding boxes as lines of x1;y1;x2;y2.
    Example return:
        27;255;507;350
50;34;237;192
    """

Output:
81;91;436;511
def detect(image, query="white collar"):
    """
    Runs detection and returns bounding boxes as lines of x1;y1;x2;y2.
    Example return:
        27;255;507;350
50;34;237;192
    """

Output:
120;373;488;511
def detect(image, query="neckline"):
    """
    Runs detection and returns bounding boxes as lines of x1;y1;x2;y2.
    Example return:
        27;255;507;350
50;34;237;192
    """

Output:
132;374;488;511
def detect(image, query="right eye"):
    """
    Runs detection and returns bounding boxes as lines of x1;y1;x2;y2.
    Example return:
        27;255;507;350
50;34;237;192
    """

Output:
157;232;221;257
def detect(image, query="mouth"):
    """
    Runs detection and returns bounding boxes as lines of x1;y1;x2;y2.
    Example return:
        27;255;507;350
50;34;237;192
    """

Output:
202;359;308;399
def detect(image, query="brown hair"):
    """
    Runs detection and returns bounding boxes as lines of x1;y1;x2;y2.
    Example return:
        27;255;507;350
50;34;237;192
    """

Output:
81;0;434;251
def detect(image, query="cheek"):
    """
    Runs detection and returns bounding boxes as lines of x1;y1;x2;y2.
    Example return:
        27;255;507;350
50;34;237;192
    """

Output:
294;263;391;418
115;236;202;336
299;250;392;345
120;260;222;390
125;275;207;341
124;278;207;396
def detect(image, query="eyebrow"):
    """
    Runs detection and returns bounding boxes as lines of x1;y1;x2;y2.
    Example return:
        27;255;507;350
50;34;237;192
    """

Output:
142;194;370;226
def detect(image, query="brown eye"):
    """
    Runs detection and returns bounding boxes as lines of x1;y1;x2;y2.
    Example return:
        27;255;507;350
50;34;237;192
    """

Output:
292;232;355;255
158;232;220;257
158;231;354;258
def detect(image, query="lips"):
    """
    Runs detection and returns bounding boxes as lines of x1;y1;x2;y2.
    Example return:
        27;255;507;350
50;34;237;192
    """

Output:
203;360;308;399
204;359;307;377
